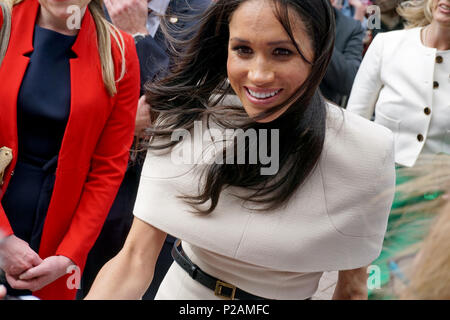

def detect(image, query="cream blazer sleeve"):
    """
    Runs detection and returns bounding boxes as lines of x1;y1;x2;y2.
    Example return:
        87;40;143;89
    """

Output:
347;33;385;119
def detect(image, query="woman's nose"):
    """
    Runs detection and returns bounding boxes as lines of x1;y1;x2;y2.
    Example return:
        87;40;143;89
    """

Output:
248;58;275;85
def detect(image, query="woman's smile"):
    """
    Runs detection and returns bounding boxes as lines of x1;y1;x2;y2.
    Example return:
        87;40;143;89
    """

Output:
227;0;314;122
434;0;450;24
438;3;450;14
244;87;283;105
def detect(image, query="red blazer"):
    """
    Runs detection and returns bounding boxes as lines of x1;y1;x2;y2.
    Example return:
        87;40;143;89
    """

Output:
0;0;140;299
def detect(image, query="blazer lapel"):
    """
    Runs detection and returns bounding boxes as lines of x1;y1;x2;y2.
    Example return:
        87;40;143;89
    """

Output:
55;8;102;167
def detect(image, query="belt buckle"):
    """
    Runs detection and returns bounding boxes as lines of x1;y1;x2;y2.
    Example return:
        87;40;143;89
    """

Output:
214;280;236;300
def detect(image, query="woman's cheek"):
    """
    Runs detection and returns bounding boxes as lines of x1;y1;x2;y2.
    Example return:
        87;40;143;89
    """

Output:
287;62;311;88
227;57;246;91
227;55;244;78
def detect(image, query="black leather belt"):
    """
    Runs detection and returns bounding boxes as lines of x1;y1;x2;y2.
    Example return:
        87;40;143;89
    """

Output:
171;239;270;300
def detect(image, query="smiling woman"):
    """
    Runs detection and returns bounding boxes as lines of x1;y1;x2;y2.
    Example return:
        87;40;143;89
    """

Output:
86;0;397;301
227;0;315;122
142;0;336;215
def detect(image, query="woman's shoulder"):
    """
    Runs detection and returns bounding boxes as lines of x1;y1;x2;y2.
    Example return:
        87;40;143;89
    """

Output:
319;103;396;239
322;102;395;181
325;102;394;155
109;25;138;64
381;26;419;37
115;27;135;47
372;27;420;47
108;24;140;86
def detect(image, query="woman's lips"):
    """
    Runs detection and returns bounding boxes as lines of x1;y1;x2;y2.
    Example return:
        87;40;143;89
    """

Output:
244;87;283;105
438;3;450;14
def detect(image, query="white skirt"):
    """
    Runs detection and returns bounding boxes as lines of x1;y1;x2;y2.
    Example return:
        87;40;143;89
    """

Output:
155;262;224;300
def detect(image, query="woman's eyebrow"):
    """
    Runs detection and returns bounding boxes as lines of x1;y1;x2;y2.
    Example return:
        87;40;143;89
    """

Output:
230;38;295;46
229;37;250;43
267;40;295;46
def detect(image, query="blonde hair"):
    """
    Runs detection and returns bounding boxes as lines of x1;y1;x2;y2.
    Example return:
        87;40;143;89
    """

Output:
391;155;450;299
0;0;13;67
397;0;434;28
399;203;450;299
393;155;450;215
0;0;126;96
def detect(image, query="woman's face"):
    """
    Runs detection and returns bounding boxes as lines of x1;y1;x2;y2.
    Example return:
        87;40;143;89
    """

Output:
431;0;450;27
38;0;91;31
227;0;314;123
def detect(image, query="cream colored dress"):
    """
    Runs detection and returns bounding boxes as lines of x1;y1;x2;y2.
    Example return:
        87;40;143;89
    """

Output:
133;103;396;300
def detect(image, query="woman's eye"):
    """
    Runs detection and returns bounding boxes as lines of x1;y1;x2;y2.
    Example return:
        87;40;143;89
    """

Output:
273;48;293;56
233;46;253;56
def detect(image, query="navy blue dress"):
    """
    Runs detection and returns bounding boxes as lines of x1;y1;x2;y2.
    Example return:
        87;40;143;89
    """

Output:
1;25;76;254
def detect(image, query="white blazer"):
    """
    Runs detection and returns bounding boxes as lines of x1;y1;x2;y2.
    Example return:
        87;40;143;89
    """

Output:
347;27;450;167
133;104;396;299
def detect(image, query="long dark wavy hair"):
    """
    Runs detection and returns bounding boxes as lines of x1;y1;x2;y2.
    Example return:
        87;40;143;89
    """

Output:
144;0;336;214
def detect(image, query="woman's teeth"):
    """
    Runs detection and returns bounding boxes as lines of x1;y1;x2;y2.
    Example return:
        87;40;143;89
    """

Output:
440;4;450;10
248;89;281;99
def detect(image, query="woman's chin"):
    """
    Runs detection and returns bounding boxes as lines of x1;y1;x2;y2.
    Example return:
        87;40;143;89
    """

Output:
245;108;286;123
243;101;291;123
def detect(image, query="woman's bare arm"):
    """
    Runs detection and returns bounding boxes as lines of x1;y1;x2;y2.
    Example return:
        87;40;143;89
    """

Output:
332;266;368;300
85;217;167;300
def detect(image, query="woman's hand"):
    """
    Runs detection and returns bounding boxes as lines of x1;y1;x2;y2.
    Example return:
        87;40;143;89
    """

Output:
0;235;42;276
0;285;6;299
6;255;74;292
134;95;152;138
333;266;368;300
